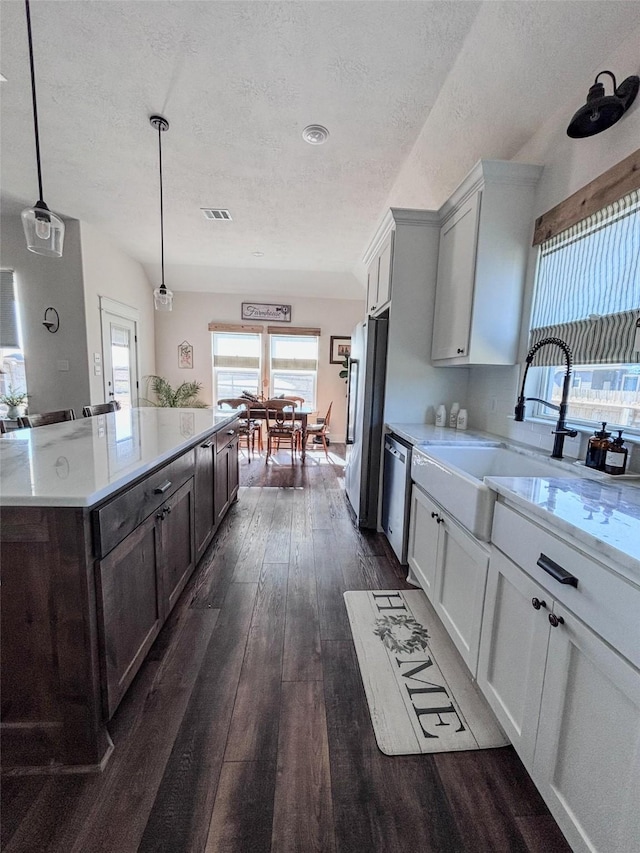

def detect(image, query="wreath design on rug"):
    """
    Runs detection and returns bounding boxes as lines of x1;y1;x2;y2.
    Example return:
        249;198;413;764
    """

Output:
373;614;430;654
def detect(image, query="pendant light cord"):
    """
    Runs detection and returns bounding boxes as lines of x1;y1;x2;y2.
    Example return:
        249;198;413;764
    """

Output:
25;0;44;203
157;122;165;288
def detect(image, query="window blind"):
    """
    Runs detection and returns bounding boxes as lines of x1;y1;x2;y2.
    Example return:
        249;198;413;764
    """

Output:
0;270;19;348
529;189;640;366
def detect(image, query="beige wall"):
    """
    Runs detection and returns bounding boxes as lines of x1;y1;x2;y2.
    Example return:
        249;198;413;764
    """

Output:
1;214;91;415
80;222;156;405
153;291;365;441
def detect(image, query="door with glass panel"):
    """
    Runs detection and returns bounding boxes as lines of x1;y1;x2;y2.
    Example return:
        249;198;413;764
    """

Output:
102;313;139;409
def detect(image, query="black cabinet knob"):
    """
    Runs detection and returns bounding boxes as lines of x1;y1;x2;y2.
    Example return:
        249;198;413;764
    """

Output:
531;597;547;610
431;511;438;519
457;347;464;354
436;517;444;525
548;613;565;628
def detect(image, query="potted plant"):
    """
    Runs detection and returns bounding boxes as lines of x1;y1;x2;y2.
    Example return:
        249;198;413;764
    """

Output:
0;386;29;419
143;375;208;407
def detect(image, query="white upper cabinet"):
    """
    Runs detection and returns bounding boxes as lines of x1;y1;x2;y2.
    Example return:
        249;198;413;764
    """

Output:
431;160;543;365
366;231;394;316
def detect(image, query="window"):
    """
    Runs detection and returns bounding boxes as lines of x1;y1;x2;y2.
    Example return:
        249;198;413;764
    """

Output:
530;189;640;431
0;270;27;413
270;334;318;407
212;332;261;402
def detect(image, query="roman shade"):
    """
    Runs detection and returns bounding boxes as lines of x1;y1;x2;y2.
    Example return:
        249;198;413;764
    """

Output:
0;270;19;348
529;189;640;365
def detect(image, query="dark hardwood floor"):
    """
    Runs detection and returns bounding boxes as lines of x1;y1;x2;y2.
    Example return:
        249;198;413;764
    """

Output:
1;445;571;853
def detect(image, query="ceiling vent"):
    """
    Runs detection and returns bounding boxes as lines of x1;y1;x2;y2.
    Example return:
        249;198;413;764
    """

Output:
201;208;232;221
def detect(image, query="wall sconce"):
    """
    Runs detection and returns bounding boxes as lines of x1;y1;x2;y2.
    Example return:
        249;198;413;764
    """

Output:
567;70;639;138
42;306;59;333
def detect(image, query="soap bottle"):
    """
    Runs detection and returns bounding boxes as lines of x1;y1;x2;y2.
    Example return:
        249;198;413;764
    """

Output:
604;430;628;475
449;403;460;429
585;422;611;470
435;404;447;428
456;408;468;430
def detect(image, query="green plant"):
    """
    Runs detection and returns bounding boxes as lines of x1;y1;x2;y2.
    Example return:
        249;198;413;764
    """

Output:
0;385;29;407
143;375;207;408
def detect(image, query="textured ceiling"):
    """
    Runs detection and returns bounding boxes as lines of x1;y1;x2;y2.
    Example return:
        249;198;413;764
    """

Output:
1;1;640;300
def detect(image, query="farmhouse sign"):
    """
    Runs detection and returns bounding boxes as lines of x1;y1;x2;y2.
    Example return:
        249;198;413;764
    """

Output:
241;302;291;322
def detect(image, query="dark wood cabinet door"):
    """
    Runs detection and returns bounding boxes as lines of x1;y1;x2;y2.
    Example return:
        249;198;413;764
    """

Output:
215;446;230;526
160;478;195;616
194;440;215;561
96;512;162;718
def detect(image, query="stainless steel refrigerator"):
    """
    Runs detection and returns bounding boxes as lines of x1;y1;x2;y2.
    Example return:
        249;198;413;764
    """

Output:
345;312;389;528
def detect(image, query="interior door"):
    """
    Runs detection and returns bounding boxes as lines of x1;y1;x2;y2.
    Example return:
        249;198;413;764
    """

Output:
102;312;139;408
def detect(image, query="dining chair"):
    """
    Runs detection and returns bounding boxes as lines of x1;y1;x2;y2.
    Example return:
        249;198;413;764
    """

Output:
19;409;76;428
264;398;301;462
217;398;263;458
300;402;333;459
82;401;121;417
0;419;7;435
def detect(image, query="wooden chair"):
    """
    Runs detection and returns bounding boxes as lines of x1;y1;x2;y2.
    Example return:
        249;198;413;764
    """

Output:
217;398;263;458
264;399;301;462
300;402;333;459
82;401;121;417
0;419;7;435
19;409;76;428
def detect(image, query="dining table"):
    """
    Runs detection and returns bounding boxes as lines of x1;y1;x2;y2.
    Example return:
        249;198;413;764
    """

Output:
238;404;316;462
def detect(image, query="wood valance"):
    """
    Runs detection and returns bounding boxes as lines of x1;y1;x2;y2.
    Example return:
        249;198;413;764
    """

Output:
532;147;640;245
207;322;263;333
266;326;321;337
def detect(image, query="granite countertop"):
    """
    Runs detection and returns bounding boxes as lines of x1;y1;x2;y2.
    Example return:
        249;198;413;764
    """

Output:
485;475;640;584
0;407;238;508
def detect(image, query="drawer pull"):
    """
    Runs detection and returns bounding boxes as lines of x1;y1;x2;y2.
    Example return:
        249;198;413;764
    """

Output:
154;481;172;495
201;439;214;448
537;553;578;588
226;430;235;436
548;613;565;628
531;597;547;610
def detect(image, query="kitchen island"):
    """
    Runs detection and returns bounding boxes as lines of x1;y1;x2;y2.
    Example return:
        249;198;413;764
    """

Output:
0;407;240;773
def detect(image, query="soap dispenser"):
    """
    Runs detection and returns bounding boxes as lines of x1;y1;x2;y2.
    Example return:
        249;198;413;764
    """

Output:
604;430;628;475
585;422;611;470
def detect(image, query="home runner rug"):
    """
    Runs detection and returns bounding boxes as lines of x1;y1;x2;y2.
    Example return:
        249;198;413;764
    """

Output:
343;590;509;755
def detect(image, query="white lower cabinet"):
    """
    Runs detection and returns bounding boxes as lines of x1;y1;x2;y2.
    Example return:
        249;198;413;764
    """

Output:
479;546;640;853
407;484;489;676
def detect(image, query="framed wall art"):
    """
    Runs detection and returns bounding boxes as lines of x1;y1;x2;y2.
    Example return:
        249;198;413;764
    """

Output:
330;336;352;364
178;341;193;369
241;302;291;322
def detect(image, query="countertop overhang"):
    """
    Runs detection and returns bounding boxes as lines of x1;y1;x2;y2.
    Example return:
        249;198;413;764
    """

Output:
0;407;239;508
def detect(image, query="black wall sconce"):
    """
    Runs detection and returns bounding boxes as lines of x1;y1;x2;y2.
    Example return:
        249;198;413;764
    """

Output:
567;70;639;138
42;306;59;333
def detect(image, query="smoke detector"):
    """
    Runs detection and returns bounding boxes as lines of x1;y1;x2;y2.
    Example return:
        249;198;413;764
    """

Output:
302;125;330;145
201;208;232;221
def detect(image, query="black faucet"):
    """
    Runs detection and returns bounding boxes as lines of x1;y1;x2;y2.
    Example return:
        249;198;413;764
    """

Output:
515;336;578;459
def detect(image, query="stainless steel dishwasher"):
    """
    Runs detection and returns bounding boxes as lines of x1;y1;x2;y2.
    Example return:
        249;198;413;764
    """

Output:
381;434;412;564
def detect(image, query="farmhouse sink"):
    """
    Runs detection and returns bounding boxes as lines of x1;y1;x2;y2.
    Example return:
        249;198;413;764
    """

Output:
411;445;574;541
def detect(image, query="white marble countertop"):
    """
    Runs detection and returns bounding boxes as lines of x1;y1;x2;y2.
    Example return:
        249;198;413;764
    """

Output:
386;422;500;447
486;475;640;584
0;407;238;508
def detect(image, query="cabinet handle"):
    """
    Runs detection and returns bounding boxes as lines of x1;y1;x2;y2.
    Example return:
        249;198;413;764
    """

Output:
201;439;214;448
226;430;235;435
156;511;164;520
457;347;464;354
536;553;578;588
431;511;438;519
154;480;172;495
531;597;547;610
548;613;565;628
436;516;444;525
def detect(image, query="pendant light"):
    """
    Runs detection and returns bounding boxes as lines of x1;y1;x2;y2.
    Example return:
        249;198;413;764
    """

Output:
20;0;65;257
150;115;173;312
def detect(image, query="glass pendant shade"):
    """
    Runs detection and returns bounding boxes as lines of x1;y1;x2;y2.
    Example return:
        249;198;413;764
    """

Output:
153;283;173;312
21;202;65;257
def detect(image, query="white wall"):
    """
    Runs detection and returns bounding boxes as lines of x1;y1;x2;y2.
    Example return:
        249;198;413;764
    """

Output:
80;222;156;405
153;291;365;441
0;214;91;415
465;33;640;463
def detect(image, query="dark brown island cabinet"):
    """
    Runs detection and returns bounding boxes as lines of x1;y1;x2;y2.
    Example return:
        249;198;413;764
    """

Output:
0;416;240;773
